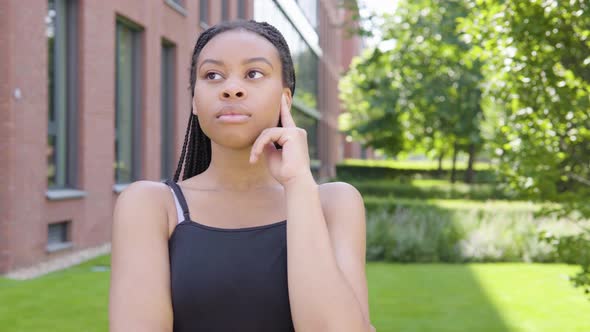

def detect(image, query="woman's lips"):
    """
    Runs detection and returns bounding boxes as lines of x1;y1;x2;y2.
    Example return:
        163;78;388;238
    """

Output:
216;114;251;123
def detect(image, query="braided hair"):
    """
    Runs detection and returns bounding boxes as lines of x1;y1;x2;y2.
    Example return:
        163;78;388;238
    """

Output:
172;20;296;182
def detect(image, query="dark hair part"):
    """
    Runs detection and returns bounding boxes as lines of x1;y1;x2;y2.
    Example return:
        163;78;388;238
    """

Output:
172;19;296;182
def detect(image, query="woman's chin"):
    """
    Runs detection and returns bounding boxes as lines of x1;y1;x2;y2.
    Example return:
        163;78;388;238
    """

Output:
210;135;257;151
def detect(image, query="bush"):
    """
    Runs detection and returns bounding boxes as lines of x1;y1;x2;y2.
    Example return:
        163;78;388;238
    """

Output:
335;164;498;183
348;179;516;201
365;200;568;263
540;229;590;297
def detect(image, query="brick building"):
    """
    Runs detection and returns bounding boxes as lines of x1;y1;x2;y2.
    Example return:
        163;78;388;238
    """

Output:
0;0;364;274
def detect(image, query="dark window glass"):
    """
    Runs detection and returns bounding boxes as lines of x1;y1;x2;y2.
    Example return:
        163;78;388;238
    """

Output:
292;110;318;160
237;0;246;19
200;0;209;25
115;20;143;184
161;42;176;180
48;221;69;245
47;0;79;189
222;0;229;21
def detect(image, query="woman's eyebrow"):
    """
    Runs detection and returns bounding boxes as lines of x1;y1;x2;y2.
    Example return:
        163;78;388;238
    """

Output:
198;59;224;70
242;57;274;69
198;57;274;70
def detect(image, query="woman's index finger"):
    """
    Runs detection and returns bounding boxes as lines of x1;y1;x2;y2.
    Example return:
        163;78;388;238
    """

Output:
280;94;297;128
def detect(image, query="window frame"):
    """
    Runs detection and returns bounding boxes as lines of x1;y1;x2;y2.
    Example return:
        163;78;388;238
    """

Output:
161;39;177;181
47;0;79;191
200;0;210;29
114;17;144;186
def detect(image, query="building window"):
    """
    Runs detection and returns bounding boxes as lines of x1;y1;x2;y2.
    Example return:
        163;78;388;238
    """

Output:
292;110;318;160
47;0;79;190
200;0;209;27
296;0;318;29
161;41;176;180
221;0;230;21
237;0;246;19
254;0;320;162
115;19;143;184
47;221;72;252
165;0;187;15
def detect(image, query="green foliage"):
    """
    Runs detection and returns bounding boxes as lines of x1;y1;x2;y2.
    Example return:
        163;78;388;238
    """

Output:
365;200;576;263
458;0;590;218
349;179;514;200
340;158;492;170
335;163;497;183
540;230;590;297
459;0;590;297
340;0;485;165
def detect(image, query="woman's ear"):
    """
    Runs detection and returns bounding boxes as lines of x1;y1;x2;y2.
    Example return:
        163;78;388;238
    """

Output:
192;97;198;116
282;89;292;111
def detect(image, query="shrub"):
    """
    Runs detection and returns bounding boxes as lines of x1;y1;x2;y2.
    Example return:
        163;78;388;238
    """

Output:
335;163;498;183
365;201;567;263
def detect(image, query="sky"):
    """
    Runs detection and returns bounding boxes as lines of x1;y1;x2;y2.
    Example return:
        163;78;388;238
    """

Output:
358;0;398;48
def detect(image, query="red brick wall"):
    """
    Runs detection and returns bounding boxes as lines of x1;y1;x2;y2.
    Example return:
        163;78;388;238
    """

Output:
317;0;362;179
0;0;14;272
0;0;254;274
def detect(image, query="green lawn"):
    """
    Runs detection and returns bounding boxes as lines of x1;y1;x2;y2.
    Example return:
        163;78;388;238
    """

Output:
1;255;589;331
368;263;590;332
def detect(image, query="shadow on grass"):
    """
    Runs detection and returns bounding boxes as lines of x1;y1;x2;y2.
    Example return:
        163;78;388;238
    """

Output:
364;202;513;332
367;263;512;332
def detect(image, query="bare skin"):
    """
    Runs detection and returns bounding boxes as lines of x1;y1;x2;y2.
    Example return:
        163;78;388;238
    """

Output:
109;30;375;331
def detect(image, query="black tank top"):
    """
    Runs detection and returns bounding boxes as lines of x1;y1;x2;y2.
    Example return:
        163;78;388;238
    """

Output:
164;179;295;332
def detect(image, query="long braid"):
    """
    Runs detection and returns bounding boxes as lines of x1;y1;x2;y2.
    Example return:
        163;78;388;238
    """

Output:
172;19;296;182
173;106;194;182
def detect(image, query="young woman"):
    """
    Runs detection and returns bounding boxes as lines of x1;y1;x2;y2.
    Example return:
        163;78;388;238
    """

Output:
109;20;375;332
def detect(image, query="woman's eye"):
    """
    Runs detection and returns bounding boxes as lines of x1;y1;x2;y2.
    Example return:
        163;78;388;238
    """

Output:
247;70;264;79
205;72;222;80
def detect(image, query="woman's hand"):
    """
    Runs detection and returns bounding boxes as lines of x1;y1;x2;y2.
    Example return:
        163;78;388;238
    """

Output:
249;94;313;186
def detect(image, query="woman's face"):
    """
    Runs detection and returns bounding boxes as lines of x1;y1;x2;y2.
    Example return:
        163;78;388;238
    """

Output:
193;30;291;150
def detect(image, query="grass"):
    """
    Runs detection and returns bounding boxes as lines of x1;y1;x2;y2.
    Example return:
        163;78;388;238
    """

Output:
368;262;590;332
0;255;111;332
1;255;589;331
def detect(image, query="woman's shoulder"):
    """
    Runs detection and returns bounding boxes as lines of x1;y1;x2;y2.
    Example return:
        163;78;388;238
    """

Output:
117;180;172;202
114;180;175;224
318;181;364;216
318;181;362;201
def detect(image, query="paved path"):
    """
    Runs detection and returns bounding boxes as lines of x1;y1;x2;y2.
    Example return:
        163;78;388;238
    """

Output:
2;243;111;280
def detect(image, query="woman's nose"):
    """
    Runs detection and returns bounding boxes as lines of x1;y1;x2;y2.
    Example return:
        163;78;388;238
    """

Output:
220;82;247;100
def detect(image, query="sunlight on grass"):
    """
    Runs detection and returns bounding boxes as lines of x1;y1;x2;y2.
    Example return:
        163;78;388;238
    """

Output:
2;256;589;332
466;264;590;332
367;263;590;332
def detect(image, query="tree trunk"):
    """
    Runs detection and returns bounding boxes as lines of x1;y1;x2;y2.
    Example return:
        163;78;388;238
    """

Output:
437;152;444;176
464;143;476;184
451;142;458;184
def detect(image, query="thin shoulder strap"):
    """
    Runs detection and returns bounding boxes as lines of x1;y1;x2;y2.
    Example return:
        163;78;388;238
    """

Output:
164;179;191;221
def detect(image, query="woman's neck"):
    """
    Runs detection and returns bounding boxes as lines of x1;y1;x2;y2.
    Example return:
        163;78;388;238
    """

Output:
196;144;281;192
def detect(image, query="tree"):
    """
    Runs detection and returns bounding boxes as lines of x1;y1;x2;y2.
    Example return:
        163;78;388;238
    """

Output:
459;0;590;296
459;0;590;216
340;0;485;182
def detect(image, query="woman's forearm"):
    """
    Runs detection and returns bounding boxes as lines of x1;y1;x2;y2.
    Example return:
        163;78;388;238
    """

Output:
284;174;370;332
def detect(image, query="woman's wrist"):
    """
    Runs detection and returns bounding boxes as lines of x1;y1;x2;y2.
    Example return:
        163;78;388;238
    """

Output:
283;171;317;193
